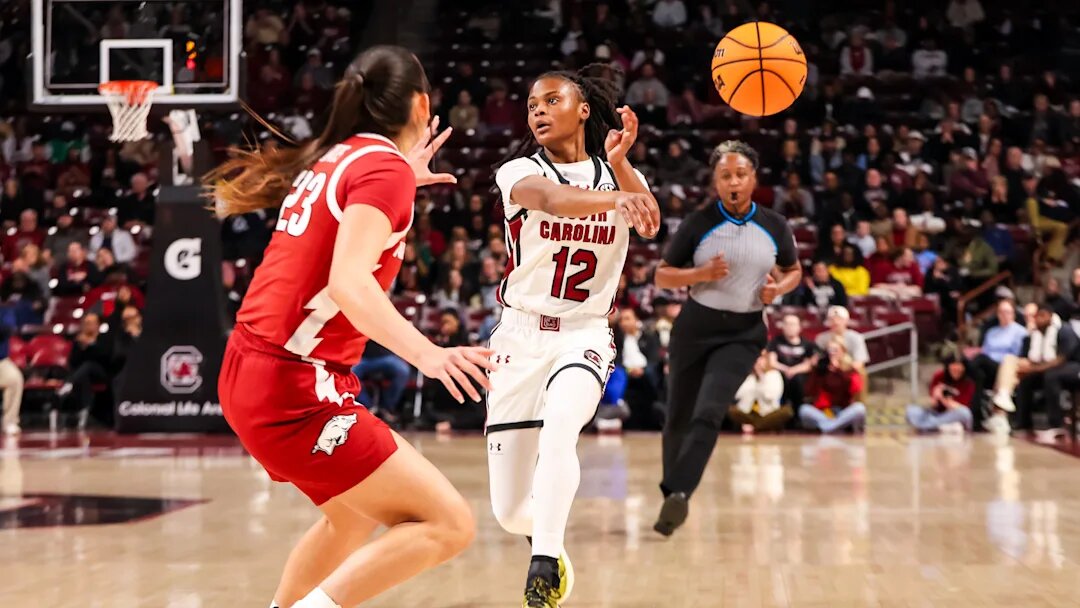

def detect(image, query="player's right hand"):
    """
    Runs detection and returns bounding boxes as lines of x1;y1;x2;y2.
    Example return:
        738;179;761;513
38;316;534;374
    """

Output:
614;193;659;236
418;346;497;404
698;254;730;282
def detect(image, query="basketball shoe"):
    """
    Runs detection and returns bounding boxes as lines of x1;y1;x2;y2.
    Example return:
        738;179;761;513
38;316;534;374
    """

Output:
653;491;689;536
523;553;574;607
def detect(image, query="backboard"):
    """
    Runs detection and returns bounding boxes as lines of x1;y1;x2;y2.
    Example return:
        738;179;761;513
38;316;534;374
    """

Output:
30;0;243;110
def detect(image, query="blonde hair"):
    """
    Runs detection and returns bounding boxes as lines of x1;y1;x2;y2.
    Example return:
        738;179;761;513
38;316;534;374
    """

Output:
826;337;854;372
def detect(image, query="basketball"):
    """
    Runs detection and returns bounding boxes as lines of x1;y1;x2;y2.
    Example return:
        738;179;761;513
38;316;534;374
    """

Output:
711;22;807;117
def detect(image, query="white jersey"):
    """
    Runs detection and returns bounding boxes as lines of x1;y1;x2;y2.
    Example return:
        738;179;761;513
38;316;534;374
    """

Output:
494;151;647;319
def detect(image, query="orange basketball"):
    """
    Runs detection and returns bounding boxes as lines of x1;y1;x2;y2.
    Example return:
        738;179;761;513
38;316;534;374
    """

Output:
711;22;807;117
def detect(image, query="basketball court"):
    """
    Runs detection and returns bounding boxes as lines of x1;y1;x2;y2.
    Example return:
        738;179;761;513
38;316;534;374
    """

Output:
3;432;1079;606
7;1;1080;606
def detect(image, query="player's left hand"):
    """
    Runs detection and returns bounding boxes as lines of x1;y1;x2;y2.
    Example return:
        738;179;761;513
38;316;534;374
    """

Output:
636;194;661;239
760;274;780;305
605;105;639;165
407;116;458;187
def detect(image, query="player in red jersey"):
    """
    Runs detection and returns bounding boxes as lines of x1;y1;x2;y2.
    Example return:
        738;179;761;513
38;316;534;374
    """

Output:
205;46;494;608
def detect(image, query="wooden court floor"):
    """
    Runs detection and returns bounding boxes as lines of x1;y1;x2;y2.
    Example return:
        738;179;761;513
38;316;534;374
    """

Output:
3;432;1080;607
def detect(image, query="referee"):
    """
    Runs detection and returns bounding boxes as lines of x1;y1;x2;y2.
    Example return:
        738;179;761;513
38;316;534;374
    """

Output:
652;140;802;536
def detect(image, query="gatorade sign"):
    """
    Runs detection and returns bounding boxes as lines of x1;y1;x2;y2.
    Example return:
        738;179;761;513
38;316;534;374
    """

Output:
164;238;202;280
114;187;230;433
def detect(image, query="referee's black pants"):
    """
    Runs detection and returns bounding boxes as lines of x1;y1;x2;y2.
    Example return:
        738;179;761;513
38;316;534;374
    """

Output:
661;301;767;497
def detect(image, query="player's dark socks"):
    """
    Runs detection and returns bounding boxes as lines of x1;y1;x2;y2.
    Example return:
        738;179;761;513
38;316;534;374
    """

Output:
653;492;689;537
524;555;562;606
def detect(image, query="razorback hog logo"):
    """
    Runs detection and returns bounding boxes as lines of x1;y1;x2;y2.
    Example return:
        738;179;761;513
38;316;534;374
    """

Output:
584;349;603;369
312;413;358;456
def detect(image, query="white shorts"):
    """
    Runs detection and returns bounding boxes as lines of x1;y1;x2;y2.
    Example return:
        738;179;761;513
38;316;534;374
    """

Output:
486;308;616;434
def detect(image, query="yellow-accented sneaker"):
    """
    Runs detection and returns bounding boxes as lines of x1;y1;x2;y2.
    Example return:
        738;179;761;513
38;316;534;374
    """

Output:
558;551;574;602
523;574;559;607
523;554;573;607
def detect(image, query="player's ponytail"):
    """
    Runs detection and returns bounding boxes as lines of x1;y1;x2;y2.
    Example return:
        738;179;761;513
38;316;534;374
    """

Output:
495;63;625;172
206;45;429;218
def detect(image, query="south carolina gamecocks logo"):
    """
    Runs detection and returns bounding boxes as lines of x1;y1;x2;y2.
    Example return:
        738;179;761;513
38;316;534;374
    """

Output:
160;346;204;394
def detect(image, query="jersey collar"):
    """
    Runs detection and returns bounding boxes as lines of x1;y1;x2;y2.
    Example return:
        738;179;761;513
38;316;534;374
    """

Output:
537;148;603;188
717;200;757;225
355;132;399;150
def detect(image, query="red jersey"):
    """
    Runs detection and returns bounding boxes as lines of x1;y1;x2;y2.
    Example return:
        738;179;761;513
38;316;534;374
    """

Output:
236;133;415;368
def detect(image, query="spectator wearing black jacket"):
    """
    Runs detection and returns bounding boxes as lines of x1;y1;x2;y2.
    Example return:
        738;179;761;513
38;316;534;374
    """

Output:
789;261;848;309
59;312;114;427
109;304;142;371
426;309;484;431
768;314;819;409
612;307;663;429
54;242;102;296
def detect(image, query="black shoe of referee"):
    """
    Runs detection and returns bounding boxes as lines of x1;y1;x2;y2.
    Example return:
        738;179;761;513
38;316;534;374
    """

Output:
653;492;689;537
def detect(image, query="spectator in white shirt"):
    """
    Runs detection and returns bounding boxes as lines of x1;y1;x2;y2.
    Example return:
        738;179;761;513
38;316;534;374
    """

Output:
652;0;687;29
912;39;948;79
839;31;874;76
630;36;666;72
559;16;586;57
89;215;137;265
849;220;877;258
947;0;985;29
625;63;670;107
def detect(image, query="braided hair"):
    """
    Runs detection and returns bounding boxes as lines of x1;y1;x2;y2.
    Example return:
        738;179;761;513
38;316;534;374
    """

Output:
495;63;625;170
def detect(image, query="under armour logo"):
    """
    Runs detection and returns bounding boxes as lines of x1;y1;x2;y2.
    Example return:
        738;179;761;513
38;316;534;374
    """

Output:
489;442;502;452
494;354;512;365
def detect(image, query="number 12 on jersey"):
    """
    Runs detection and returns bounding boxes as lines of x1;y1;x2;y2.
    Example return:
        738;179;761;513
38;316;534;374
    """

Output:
550;247;597;302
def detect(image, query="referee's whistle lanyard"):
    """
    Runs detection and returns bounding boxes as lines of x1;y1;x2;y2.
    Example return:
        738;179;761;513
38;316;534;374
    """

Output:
717;199;757;224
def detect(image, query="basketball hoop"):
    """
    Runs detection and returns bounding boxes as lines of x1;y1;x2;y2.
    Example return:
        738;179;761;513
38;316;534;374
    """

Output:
99;80;160;142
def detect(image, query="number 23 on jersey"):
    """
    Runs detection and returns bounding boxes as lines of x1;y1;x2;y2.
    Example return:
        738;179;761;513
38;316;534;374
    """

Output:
276;170;327;236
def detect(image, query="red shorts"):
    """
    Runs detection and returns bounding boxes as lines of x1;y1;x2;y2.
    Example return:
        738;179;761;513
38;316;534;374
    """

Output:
219;325;398;505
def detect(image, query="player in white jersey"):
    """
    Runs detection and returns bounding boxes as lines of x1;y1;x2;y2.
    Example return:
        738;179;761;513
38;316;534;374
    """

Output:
488;64;660;607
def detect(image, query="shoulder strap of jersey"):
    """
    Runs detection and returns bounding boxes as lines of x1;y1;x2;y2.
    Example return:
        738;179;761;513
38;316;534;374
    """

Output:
536;149;570;185
599;158;620;191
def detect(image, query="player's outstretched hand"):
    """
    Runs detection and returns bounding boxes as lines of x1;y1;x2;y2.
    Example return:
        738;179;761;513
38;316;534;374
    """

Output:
615;192;659;237
418;345;496;404
407;116;458;187
605;105;639;165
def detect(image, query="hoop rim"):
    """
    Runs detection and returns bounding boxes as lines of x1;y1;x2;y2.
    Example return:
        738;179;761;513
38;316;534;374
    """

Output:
98;80;161;104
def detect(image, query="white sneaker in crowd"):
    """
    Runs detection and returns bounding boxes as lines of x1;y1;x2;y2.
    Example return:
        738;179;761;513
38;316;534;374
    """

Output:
983;414;1011;436
939;422;965;435
992;392;1016;413
1034;428;1066;445
3;424;19;436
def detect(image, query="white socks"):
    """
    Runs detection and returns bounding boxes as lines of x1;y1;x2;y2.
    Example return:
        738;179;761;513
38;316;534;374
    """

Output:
289;588;341;608
530;369;600;558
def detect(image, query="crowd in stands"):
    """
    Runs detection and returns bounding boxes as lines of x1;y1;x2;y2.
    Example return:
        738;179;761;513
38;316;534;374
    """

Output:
0;0;1079;437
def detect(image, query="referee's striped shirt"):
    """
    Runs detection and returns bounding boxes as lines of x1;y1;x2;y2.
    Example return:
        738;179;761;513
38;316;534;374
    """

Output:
663;201;798;313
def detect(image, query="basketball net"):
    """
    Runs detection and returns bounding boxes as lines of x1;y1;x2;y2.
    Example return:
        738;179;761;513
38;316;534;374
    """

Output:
99;80;159;142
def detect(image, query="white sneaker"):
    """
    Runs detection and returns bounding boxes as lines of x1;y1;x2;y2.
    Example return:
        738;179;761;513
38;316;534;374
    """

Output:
3;423;19;436
992;392;1016;413
1034;428;1066;445
983;414;1011;436
939;422;965;435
